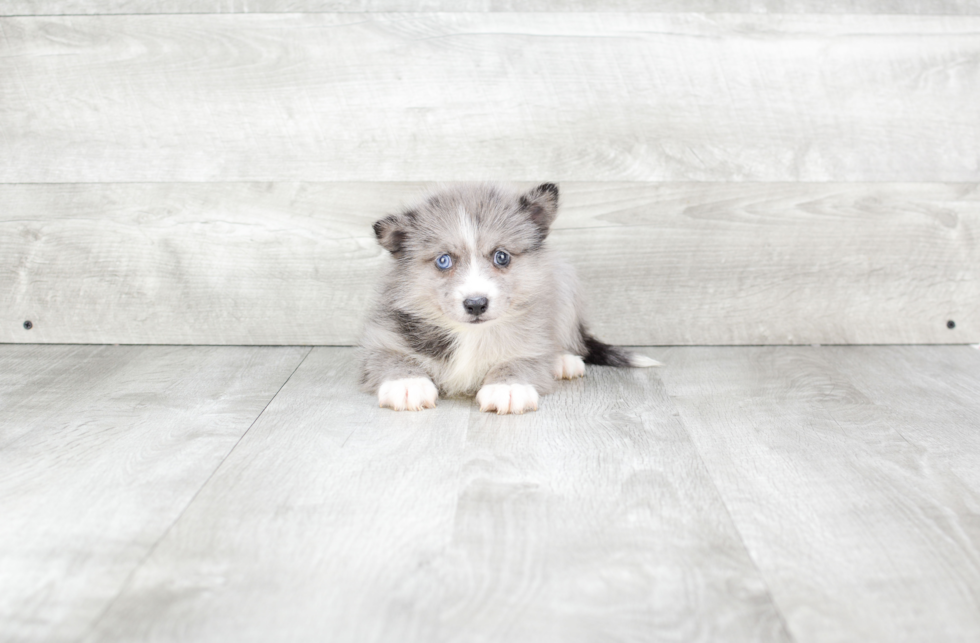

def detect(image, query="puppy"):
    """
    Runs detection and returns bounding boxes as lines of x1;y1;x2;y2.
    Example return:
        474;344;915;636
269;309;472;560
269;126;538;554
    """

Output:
359;182;659;414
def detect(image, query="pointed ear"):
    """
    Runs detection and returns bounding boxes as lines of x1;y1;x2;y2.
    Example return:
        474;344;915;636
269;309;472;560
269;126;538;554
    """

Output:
519;183;559;238
372;211;414;255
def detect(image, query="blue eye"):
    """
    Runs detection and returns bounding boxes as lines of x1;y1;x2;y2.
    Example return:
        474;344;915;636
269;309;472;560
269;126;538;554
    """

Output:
493;250;511;268
435;254;453;270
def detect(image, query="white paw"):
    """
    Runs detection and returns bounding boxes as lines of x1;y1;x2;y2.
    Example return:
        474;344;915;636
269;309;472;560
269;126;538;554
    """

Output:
378;378;438;411
476;383;539;415
553;353;586;380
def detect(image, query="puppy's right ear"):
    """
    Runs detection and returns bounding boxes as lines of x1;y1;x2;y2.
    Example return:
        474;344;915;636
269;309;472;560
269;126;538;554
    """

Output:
373;212;412;256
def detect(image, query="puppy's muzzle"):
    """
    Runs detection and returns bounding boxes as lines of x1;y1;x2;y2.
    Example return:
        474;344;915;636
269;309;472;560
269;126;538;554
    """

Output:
463;297;489;317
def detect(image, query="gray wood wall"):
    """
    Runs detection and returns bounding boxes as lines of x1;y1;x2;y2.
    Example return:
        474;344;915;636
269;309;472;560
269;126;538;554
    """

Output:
2;3;978;345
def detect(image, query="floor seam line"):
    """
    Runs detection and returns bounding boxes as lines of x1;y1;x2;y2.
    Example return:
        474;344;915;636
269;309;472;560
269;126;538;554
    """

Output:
77;345;313;643
658;367;800;643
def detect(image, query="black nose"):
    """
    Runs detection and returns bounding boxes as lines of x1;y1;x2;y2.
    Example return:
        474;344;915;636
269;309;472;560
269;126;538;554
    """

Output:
463;297;489;316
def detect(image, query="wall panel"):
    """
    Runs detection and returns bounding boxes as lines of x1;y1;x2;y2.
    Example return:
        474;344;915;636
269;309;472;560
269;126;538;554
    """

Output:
2;13;978;183
3;182;976;345
2;9;976;345
4;1;980;15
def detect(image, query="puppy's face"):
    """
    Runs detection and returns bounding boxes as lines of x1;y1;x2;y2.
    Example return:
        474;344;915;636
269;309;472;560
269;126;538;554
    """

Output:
374;183;559;328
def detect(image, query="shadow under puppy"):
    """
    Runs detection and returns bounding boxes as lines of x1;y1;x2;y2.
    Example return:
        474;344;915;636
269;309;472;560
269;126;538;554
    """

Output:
360;182;659;414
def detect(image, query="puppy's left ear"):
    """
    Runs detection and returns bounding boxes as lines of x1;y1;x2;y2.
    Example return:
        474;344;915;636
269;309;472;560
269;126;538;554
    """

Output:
520;183;559;239
372;211;413;256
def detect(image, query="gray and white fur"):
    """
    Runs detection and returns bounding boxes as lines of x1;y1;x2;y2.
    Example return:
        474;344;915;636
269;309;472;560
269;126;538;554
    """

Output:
359;182;659;414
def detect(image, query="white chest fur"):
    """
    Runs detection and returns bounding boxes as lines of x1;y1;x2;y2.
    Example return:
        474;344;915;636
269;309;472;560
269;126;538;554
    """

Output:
439;326;517;395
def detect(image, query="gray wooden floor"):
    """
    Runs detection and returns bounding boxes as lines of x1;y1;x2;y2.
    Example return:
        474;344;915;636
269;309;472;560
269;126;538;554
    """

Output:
2;345;979;643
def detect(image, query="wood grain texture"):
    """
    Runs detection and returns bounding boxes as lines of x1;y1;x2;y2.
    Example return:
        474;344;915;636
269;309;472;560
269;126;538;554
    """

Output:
656;346;980;643
0;344;309;643
434;360;789;642
5;0;980;14
82;347;478;643
2;13;979;182
826;345;980;489
2;182;977;345
4;345;980;641
83;347;790;643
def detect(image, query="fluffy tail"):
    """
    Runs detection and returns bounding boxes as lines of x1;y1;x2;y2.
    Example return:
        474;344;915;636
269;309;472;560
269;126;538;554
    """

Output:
580;329;661;368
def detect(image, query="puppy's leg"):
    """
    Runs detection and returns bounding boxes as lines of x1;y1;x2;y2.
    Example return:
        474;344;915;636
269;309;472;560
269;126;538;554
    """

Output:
361;350;438;411
477;357;554;415
553;353;586;380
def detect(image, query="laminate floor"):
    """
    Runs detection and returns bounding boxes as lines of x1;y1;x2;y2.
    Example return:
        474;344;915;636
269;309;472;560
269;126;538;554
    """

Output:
1;345;978;643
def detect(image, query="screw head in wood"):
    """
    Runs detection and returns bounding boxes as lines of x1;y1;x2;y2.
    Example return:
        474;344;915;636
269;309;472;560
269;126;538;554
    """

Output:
23;320;33;330
947;320;956;329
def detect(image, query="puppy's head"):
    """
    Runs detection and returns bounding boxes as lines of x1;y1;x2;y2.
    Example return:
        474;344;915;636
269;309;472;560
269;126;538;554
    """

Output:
373;183;559;327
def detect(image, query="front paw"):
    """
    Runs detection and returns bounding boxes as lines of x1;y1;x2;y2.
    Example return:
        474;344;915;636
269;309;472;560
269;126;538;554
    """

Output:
477;383;539;415
378;378;438;411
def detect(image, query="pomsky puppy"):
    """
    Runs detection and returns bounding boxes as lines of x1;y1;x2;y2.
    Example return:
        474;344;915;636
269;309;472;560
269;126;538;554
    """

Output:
359;182;659;414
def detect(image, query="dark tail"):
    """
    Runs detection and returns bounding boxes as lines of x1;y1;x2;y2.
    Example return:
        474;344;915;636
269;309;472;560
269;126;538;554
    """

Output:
580;328;661;368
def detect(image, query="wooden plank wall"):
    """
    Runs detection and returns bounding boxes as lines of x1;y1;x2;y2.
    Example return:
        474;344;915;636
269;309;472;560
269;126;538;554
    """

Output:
4;1;980;15
1;5;978;345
